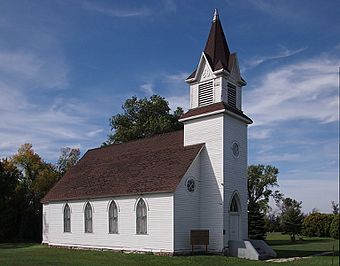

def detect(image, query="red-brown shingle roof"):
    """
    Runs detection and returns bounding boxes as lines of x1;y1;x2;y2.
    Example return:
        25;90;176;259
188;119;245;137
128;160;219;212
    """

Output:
41;130;204;203
180;102;253;124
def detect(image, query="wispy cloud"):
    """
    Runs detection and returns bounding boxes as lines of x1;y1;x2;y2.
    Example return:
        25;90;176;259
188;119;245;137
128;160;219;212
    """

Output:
248;0;303;23
243;46;306;70
0;49;103;161
137;71;189;110
83;2;152;18
248;127;272;140
278;176;339;213
245;53;339;126
0;51;68;90
140;83;154;96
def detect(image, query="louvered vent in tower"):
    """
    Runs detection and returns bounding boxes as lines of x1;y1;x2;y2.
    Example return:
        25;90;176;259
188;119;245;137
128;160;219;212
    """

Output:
227;83;236;108
198;81;213;106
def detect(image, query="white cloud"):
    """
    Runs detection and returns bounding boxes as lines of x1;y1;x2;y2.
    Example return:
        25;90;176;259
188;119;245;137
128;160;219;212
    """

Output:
0;49;103;161
248;0;303;23
83;2;151;18
245;54;339;127
140;83;154;96
249;127;272;140
278;178;339;213
167;95;189;111
137;71;189;110
86;129;104;137
0;51;68;90
243;46;306;70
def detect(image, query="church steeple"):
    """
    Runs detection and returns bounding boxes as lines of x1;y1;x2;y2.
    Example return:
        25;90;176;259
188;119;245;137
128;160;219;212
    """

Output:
183;10;251;124
204;8;230;72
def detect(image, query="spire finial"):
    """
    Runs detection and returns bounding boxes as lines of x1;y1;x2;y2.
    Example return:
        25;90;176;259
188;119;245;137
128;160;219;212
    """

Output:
213;8;219;22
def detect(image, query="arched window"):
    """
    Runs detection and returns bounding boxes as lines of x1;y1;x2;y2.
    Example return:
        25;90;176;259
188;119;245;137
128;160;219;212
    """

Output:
84;202;93;233
136;199;147;234
230;194;240;213
108;201;118;234
63;204;71;232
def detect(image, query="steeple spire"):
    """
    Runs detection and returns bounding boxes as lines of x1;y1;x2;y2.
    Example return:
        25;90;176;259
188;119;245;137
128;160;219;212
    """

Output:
213;8;219;22
204;9;230;71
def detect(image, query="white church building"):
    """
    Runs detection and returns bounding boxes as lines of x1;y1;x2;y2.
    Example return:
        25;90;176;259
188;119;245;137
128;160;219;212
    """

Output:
42;10;266;257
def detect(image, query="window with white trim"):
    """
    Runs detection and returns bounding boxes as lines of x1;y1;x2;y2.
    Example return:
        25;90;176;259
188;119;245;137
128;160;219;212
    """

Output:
230;195;239;212
136;199;147;234
63;204;71;233
84;202;93;233
108;201;118;234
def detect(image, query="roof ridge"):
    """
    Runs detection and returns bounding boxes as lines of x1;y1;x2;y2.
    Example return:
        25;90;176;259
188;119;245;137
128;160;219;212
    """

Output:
88;129;184;152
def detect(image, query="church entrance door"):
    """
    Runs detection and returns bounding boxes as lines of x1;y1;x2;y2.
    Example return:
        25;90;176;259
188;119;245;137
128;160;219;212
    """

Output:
229;213;239;240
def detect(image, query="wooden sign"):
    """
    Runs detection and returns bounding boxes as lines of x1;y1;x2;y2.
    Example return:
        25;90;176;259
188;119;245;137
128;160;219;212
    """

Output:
190;230;209;245
190;230;209;253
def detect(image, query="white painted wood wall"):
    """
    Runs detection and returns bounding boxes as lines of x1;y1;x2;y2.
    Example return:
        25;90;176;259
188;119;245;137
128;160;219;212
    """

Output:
42;193;174;253
223;115;248;243
183;114;225;252
174;151;201;252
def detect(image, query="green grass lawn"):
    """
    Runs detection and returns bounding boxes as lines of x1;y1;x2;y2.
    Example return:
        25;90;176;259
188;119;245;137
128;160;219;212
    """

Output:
0;233;338;266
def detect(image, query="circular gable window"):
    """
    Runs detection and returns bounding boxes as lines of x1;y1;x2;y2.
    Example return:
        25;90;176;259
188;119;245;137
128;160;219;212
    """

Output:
232;142;240;158
187;178;195;192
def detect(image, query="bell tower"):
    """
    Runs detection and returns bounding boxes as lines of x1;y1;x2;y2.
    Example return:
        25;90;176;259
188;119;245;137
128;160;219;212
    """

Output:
185;9;247;111
179;9;252;252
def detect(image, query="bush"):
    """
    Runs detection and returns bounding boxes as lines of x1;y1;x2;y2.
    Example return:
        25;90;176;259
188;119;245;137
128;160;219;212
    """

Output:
303;213;334;237
330;214;339;239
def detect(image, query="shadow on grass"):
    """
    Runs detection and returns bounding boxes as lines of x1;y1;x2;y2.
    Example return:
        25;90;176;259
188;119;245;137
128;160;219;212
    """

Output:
275;249;339;258
0;243;37;249
266;238;331;246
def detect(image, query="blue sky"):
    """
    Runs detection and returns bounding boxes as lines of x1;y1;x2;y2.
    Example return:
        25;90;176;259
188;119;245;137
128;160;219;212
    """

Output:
0;0;339;213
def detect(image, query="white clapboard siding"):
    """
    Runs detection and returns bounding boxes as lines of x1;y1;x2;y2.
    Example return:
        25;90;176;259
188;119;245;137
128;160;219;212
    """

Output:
223;115;248;244
174;151;201;252
183;113;224;252
43;193;174;253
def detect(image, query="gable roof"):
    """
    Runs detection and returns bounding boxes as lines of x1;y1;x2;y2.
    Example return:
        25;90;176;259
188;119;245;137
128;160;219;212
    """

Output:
41;130;204;203
179;102;253;124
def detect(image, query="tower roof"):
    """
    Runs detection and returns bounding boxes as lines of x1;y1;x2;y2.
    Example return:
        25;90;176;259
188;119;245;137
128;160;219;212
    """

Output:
204;9;231;72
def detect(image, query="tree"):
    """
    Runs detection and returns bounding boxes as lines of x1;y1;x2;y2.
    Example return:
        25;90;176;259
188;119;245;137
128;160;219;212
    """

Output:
248;202;266;239
280;197;304;242
106;95;183;144
330;214;339;239
303;212;334;237
1;144;81;242
331;201;339;214
265;211;282;233
11;144;47;240
56;147;80;175
247;164;282;239
0;159;22;240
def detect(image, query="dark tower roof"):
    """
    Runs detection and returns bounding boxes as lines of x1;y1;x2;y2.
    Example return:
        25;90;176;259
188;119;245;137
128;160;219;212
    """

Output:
204;9;231;71
187;9;233;80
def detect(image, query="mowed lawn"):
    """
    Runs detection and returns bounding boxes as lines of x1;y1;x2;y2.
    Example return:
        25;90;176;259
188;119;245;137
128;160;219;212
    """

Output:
0;233;338;266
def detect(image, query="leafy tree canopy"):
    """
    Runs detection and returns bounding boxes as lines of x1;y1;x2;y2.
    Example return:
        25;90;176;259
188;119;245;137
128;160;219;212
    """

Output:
1;144;81;241
331;201;339;214
105;95;183;144
280;197;304;242
57;147;80;176
248;164;282;214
